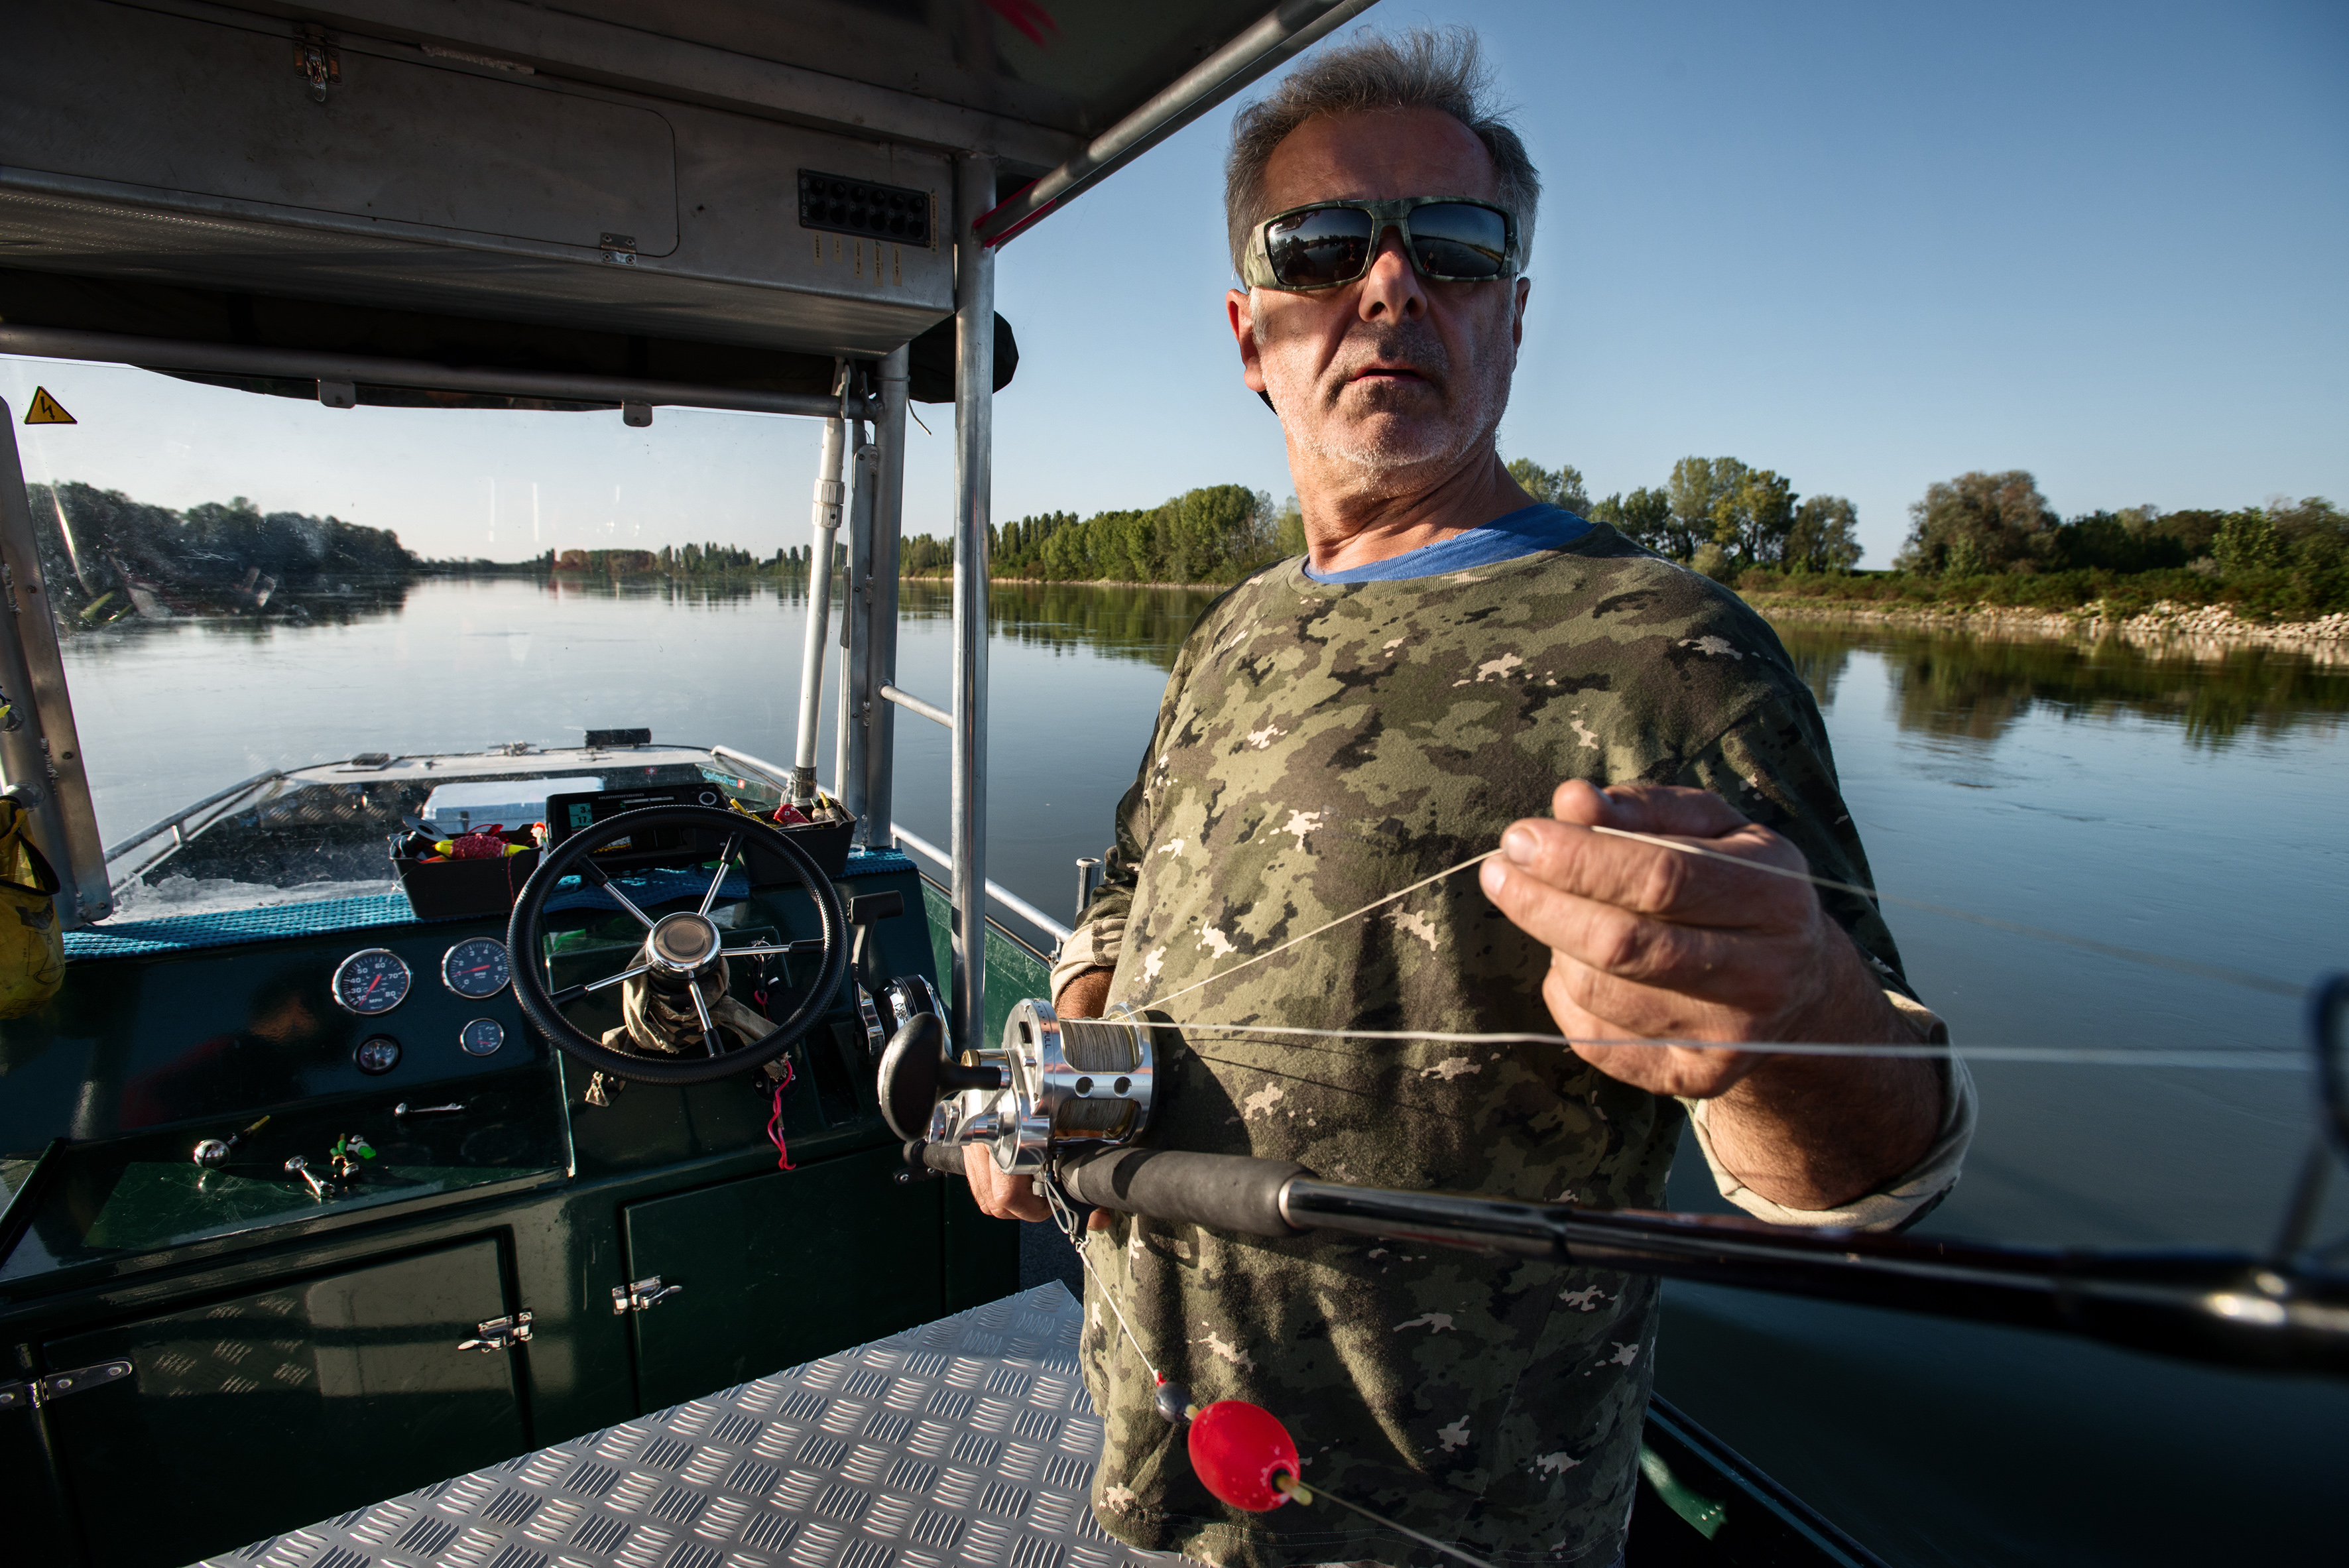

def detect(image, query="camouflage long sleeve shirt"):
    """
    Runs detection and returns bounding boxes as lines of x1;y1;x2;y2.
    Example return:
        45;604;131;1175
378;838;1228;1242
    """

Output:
1067;522;1917;1567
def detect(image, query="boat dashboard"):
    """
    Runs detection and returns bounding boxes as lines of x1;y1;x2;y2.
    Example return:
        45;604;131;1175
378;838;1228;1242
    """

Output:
0;745;944;1301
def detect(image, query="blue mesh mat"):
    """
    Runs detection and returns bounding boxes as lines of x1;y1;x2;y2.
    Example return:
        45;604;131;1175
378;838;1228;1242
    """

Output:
64;893;424;959
64;847;921;960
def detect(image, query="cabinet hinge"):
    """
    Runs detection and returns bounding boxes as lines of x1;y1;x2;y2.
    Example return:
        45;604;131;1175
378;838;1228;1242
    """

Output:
456;1310;532;1353
0;1358;133;1410
611;1276;684;1315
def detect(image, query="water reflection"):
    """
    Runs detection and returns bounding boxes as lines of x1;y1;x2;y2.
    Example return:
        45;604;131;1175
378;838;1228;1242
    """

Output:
1767;621;2348;749
900;579;1225;672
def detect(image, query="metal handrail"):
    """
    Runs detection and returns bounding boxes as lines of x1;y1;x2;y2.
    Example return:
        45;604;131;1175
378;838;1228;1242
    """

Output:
103;768;288;865
878;684;952;729
890;822;1071;945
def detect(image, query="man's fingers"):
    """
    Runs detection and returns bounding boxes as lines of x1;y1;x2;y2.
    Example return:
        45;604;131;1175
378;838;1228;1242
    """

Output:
1482;853;1776;983
1496;814;1807;926
1552;779;1752;839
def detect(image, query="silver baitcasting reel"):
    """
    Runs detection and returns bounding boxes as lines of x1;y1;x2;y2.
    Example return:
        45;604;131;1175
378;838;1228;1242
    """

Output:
878;997;1155;1176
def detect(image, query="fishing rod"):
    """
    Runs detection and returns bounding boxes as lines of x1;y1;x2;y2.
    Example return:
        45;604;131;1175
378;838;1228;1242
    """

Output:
880;974;2349;1380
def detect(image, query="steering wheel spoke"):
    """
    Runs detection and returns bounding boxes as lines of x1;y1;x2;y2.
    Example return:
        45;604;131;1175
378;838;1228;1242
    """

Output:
686;977;719;1052
699;833;742;916
580;859;659;931
721;939;824;960
505;803;849;1087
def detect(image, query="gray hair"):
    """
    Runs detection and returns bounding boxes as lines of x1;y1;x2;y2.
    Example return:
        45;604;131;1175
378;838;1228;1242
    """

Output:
1225;27;1541;278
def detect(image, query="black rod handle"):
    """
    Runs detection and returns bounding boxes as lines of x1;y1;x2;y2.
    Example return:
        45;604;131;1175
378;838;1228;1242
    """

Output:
1057;1147;1310;1238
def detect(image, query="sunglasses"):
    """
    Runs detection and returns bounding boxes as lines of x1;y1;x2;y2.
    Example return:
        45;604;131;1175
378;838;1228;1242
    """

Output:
1241;197;1519;292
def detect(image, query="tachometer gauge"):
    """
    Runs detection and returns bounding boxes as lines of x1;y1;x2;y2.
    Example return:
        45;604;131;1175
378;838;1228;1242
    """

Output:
332;949;412;1015
442;937;511;998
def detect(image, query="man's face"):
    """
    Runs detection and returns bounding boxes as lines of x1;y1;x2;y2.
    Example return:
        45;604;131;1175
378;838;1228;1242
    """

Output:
1229;107;1530;494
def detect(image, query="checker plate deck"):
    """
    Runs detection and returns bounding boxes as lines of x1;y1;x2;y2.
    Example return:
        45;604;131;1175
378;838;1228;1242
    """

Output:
202;1284;1181;1568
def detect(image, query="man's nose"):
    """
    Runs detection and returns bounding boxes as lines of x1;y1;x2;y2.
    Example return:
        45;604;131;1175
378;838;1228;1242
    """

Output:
1355;229;1424;322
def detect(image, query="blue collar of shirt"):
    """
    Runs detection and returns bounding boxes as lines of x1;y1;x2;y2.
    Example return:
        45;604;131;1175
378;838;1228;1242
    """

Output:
1299;504;1596;583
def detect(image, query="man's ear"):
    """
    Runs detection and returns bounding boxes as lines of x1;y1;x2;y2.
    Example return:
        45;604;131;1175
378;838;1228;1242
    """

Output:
1228;287;1268;392
1229;287;1278;413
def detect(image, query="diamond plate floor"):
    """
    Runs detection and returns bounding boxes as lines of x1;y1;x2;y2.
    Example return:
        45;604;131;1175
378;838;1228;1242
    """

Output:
200;1283;1184;1568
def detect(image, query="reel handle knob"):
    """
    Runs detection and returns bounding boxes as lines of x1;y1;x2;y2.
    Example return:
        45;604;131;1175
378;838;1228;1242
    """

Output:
876;1012;1005;1141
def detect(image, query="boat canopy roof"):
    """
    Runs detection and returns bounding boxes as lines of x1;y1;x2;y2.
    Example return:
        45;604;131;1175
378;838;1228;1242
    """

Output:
0;1;1374;380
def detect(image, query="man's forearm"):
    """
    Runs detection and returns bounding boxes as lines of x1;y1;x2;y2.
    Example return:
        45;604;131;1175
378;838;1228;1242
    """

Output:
1699;971;1943;1211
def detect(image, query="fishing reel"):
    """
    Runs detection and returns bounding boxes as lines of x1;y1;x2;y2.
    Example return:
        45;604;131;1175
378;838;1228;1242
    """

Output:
878;997;1156;1176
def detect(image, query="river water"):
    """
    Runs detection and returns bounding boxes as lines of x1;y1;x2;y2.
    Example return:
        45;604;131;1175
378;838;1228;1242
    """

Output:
55;575;2349;1565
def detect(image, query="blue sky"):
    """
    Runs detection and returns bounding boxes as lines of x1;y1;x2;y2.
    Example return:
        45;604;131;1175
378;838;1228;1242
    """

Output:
7;0;2343;567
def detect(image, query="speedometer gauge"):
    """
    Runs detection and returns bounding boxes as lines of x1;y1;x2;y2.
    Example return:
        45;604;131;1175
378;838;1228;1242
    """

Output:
442;937;511;998
331;948;412;1015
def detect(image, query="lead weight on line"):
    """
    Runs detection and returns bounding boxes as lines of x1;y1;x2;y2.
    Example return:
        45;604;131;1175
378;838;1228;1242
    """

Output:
1154;1376;1192;1426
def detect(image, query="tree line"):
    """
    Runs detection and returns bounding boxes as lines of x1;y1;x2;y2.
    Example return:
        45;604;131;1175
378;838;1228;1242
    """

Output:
902;484;1284;584
1506;456;1864;576
27;481;419;625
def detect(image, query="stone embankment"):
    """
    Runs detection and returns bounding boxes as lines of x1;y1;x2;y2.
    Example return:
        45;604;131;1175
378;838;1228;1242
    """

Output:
1748;595;2349;662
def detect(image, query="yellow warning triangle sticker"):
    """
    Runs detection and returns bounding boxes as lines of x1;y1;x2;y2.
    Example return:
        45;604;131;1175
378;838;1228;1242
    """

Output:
24;387;76;426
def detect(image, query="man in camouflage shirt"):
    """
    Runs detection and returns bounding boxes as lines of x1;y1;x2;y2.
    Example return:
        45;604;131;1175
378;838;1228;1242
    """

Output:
965;30;1972;1568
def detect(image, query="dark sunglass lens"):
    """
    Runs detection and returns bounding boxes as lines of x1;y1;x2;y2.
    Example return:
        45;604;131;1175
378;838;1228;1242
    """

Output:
1408;203;1510;278
1267;207;1374;287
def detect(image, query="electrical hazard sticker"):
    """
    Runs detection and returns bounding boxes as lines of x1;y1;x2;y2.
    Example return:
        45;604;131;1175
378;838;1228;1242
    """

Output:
23;388;75;425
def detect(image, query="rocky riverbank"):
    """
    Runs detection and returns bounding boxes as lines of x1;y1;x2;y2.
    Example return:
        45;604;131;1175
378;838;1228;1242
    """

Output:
1747;595;2349;661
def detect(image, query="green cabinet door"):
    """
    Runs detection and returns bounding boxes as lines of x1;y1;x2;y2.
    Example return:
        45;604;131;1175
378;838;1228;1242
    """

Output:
43;1238;524;1568
621;1144;943;1412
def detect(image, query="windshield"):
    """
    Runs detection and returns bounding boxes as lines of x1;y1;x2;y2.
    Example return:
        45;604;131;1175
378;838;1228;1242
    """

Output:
3;355;841;915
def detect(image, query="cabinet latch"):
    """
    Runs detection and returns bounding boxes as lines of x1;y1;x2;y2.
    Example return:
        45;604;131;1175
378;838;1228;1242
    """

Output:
611;1276;683;1315
0;1359;133;1410
456;1310;532;1353
294;28;341;102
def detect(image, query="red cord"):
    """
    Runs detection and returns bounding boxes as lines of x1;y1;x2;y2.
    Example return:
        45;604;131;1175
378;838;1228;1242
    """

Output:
766;1057;798;1171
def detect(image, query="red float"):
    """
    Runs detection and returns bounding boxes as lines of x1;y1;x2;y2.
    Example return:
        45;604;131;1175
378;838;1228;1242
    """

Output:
1185;1400;1301;1512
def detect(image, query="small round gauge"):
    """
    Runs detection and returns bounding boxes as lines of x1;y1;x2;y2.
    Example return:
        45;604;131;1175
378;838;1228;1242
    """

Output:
332;949;412;1016
354;1036;402;1074
442;937;511;999
458;1018;506;1057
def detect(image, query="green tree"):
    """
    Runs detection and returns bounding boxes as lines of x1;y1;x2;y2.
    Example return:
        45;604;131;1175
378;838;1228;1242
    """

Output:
1274;493;1305;557
1587;487;1673;552
1784;495;1862;572
1665;457;1744;561
1897;470;2057;575
1715;467;1797;569
1505;457;1591;514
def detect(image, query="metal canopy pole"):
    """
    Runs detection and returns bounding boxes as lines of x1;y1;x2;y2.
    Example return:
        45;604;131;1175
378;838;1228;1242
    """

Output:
0;404;110;924
975;0;1380;245
834;396;876;806
790;368;849;806
949;154;996;1054
850;346;910;849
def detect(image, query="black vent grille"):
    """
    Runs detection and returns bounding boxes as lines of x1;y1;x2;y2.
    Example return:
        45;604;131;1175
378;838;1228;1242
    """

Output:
798;170;931;244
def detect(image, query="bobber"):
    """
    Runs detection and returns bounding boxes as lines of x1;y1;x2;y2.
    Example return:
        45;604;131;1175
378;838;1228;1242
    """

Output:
1185;1400;1302;1512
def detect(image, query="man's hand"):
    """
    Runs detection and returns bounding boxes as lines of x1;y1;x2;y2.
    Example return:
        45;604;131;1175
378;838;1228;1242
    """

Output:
1478;780;1941;1210
960;967;1118;1228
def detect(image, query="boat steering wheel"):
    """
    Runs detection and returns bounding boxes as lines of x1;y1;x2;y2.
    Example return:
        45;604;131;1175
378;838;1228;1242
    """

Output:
507;803;847;1086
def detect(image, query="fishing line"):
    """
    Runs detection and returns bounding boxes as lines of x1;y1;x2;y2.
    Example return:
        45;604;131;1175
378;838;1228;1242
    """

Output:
1141;849;1502;1013
1133;826;2303;1015
1587;824;2305;1000
1125;1020;2303;1071
1040;1173;1165;1385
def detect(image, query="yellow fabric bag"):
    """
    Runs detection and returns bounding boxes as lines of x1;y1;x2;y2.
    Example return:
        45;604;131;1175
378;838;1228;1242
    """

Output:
0;798;64;1018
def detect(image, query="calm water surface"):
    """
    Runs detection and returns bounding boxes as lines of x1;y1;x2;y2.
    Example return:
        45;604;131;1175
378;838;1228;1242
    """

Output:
58;577;2349;1566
